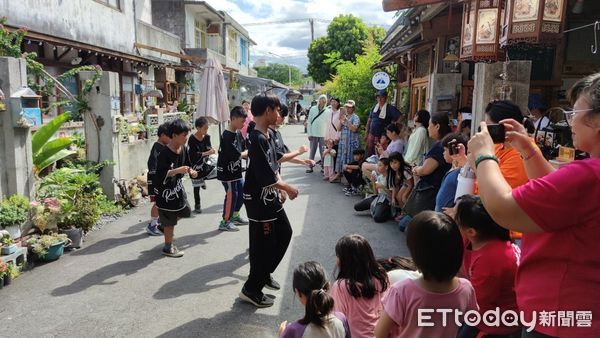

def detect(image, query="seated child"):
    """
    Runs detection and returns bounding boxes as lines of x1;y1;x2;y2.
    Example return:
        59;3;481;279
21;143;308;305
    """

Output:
279;261;351;338
342;149;366;196
455;195;520;338
375;211;478;338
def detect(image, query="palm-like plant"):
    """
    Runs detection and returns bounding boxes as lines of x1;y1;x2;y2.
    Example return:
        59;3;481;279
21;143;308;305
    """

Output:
32;112;75;173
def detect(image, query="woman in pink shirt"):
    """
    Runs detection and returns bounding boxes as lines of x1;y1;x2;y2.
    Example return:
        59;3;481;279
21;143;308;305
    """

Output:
375;211;478;338
467;73;600;337
330;234;389;338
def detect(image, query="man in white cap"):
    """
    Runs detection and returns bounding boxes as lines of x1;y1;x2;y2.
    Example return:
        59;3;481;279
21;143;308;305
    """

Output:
305;94;329;173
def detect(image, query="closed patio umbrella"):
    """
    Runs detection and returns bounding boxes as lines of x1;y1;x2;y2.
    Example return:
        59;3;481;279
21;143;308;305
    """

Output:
196;57;229;123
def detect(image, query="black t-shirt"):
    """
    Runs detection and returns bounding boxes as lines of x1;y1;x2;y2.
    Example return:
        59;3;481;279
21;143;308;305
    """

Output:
420;141;452;189
147;141;166;189
270;127;290;155
243;129;284;222
154;145;191;211
188;134;212;169
217;130;246;181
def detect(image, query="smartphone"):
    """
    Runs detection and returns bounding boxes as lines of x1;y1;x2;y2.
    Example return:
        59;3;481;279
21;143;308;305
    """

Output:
479;124;506;144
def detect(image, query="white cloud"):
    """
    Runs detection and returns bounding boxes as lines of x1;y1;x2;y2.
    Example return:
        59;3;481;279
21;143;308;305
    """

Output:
201;0;397;72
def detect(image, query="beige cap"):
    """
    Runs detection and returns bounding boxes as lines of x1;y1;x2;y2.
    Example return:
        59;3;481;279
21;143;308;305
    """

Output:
345;100;356;108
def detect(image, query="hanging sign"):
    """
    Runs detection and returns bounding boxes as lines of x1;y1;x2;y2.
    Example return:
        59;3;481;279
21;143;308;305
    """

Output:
372;72;390;90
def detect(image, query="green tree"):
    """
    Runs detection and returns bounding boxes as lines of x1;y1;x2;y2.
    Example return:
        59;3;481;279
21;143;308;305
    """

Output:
368;26;386;47
321;45;383;123
307;15;385;84
307;36;332;84
255;63;302;86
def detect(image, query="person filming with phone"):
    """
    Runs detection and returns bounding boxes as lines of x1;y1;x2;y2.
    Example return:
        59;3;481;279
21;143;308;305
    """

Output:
467;73;600;337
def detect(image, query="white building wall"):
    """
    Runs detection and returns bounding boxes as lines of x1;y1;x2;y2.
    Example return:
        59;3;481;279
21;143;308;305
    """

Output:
1;0;136;54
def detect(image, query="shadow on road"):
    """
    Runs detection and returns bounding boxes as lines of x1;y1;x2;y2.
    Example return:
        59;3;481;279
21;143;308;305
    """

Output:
52;247;163;296
153;250;248;299
70;232;148;256
52;230;223;296
157;301;279;338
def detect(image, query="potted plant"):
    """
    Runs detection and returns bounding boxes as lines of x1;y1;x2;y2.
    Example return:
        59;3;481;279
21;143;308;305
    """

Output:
0;195;30;239
26;233;70;261
0;260;7;289
30;198;62;233
4;263;19;286
1;233;17;255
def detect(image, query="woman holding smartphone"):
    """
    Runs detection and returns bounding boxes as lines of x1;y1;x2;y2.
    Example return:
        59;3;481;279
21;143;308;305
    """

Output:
335;100;361;176
467;73;600;337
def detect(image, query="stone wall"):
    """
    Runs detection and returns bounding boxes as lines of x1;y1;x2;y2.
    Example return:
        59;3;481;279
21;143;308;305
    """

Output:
0;57;34;199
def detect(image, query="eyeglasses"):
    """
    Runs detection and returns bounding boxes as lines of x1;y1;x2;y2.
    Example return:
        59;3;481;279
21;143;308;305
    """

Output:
548;107;595;125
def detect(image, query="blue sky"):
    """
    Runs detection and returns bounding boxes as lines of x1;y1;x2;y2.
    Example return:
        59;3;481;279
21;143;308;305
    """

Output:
202;0;399;73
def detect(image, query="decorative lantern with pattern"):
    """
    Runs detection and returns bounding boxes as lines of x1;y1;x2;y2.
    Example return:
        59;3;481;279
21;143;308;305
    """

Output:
500;0;567;46
460;0;505;62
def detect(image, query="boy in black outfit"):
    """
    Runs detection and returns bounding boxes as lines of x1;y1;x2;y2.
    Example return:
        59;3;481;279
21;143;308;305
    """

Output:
154;119;198;257
217;106;248;232
146;122;171;236
343;148;366;196
188;117;215;213
240;94;299;308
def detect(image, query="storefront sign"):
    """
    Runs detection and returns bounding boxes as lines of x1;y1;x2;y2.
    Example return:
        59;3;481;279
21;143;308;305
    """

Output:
372;72;390;90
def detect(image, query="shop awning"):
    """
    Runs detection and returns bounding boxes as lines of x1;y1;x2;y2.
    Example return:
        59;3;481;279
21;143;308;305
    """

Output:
382;0;461;12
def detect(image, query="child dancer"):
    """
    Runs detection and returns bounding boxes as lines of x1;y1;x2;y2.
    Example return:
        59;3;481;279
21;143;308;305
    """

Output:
216;106;249;232
279;261;351;338
154;119;198;257
240;94;299;308
188;117;215;213
146;122;171;236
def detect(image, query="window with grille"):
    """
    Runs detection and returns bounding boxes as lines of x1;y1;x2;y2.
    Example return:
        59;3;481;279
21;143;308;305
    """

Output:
228;29;238;62
194;20;207;48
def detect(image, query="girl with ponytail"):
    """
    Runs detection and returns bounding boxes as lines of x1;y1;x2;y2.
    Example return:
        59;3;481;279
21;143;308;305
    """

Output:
279;261;351;338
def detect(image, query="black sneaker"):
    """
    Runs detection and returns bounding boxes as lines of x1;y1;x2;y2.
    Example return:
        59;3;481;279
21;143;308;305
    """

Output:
162;245;184;258
305;166;314;173
194;204;202;214
239;287;274;308
265;275;281;290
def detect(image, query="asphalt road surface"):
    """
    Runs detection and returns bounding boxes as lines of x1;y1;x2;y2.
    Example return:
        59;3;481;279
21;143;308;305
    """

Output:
0;123;409;337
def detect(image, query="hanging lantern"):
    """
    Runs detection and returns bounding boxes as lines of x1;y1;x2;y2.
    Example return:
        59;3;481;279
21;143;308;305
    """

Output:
460;0;505;62
500;0;567;46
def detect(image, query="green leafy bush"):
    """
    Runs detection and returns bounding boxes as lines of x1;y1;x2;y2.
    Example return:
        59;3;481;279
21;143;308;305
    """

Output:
35;168;123;232
0;195;30;227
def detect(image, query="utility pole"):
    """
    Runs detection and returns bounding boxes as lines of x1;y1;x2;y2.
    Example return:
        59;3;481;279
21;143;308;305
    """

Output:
309;18;315;41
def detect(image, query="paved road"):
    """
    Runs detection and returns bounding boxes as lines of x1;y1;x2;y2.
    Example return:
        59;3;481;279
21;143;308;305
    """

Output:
0;124;409;338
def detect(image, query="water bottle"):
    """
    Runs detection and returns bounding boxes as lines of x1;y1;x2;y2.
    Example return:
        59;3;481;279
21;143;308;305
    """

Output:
455;164;476;201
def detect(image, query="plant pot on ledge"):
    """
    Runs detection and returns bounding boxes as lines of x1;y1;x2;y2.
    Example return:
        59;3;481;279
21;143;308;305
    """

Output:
1;243;17;255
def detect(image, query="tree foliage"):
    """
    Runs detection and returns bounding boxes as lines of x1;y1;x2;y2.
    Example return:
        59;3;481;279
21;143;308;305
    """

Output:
307;15;385;84
255;63;302;86
321;45;383;123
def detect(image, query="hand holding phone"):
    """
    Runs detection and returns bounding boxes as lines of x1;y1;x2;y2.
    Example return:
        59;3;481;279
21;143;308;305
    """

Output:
478;124;506;144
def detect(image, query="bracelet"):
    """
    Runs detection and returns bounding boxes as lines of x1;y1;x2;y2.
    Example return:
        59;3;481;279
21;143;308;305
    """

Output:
521;150;538;161
474;154;499;169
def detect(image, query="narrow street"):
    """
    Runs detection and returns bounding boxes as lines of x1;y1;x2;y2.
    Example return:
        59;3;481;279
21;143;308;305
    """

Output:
0;124;408;338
